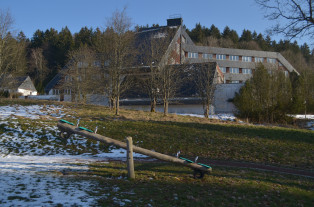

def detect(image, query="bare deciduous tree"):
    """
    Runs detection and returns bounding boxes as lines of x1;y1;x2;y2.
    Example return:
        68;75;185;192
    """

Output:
256;0;314;41
159;64;181;116
30;48;48;85
193;63;218;118
61;45;101;104
105;8;134;115
0;9;15;76
138;31;172;112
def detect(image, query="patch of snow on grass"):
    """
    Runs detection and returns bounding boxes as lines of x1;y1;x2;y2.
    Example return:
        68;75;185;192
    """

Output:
292;114;314;131
0;104;65;120
177;113;238;121
0;170;98;206
293;114;314;119
0;104;147;206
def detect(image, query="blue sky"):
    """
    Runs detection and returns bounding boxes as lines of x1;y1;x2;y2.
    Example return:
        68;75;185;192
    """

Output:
0;0;309;46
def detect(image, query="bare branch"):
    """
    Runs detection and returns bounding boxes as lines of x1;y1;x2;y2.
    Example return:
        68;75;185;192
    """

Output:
256;0;314;42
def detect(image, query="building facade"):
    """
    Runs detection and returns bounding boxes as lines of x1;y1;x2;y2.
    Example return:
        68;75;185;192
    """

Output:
0;76;37;96
45;18;299;113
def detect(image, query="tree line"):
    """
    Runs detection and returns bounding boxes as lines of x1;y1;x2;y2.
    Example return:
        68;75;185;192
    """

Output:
1;8;313;92
0;7;313;120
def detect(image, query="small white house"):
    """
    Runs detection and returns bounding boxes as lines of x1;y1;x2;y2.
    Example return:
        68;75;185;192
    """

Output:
0;76;37;96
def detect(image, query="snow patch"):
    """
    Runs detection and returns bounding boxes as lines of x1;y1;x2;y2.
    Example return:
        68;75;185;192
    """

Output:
178;113;238;121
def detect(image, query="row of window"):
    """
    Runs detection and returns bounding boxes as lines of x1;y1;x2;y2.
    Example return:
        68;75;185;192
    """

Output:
226;72;289;84
187;52;278;64
77;61;109;68
52;89;72;95
220;67;252;74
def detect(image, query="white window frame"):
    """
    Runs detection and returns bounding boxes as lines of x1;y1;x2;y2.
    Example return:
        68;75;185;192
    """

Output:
53;89;60;95
216;54;226;60
267;58;276;64
255;57;264;63
242;68;252;74
229;55;239;61
242;56;252;62
231;80;240;83
188;52;198;58
230;68;239;74
220;67;226;73
203;53;213;59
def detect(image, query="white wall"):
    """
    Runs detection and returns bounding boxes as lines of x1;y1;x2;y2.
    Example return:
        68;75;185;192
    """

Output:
213;84;244;113
27;95;60;101
18;88;37;96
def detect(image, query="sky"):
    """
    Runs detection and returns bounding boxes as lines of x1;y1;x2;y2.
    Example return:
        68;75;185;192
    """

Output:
0;0;310;47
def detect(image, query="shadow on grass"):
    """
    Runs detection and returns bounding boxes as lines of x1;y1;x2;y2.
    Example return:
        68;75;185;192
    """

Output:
88;162;191;176
91;164;314;207
211;166;314;192
148;120;314;144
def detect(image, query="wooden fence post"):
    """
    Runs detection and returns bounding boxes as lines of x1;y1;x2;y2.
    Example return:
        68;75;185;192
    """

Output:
126;136;135;179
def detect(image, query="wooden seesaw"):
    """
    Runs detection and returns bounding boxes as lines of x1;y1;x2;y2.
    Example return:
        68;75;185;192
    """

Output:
57;119;212;179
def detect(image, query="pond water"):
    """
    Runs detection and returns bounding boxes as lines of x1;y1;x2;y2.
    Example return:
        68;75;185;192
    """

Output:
121;104;213;115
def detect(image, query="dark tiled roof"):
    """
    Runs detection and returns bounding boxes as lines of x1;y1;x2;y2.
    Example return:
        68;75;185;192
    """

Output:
0;76;36;91
134;26;178;66
44;73;61;94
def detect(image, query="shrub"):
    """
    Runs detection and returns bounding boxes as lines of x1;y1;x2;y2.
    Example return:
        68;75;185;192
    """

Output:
234;64;293;123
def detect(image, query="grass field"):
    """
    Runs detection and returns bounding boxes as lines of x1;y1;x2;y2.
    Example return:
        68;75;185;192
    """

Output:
69;162;313;207
54;100;314;170
0;99;313;206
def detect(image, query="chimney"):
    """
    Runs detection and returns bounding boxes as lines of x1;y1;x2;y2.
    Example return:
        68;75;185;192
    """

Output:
167;17;183;27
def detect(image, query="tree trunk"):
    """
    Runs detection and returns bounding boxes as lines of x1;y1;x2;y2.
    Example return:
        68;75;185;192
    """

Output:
109;96;115;111
115;96;120;116
150;97;156;112
204;104;209;118
164;99;168;116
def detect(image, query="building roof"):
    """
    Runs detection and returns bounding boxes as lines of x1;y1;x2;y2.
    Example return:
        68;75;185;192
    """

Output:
182;44;299;74
44;18;300;94
0;76;37;91
134;26;179;66
45;73;61;94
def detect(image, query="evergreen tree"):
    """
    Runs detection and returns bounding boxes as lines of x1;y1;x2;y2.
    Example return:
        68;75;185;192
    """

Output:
74;27;93;49
300;43;311;63
30;30;45;48
209;24;221;39
189;23;204;43
234;64;293;123
91;28;106;53
222;26;231;39
56;27;74;67
239;29;253;42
